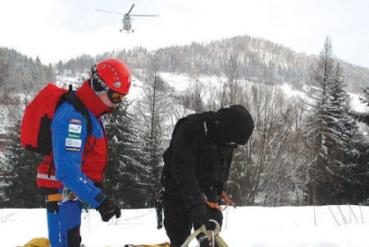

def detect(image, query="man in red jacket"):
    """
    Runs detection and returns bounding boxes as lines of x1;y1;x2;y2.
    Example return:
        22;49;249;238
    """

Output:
36;58;131;247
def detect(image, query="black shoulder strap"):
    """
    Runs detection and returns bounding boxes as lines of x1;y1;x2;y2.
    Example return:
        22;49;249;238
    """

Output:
62;85;93;136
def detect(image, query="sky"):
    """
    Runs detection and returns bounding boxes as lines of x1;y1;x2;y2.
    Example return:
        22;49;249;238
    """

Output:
0;0;368;68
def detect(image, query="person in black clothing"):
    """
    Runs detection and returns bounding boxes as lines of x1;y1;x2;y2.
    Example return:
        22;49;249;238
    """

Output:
160;105;254;247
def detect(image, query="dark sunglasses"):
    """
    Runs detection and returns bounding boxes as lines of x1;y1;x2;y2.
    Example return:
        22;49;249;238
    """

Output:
107;89;126;104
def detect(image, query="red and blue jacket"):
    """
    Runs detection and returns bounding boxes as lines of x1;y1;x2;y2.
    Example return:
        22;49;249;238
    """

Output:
37;81;112;208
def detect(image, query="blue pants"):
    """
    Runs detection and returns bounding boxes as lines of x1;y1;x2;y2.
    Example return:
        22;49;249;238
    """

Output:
46;199;82;247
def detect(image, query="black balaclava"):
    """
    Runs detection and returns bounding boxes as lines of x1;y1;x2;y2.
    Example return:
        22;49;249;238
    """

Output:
215;105;254;145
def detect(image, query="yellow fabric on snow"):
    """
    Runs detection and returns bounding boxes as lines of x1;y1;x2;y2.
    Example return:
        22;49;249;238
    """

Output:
23;237;50;247
126;243;170;247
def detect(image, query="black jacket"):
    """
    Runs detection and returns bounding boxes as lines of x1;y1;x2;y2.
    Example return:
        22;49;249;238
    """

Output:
161;112;234;209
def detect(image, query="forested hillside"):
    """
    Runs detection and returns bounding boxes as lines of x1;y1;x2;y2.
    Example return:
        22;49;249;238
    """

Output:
57;36;369;92
0;48;55;95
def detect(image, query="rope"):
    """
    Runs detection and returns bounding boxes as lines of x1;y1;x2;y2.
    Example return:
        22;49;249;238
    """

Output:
214;234;229;247
180;220;229;247
206;191;236;212
180;225;207;247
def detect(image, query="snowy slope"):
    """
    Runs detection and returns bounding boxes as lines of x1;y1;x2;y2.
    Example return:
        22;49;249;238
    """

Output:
2;206;369;247
1;72;368;135
1;72;368;158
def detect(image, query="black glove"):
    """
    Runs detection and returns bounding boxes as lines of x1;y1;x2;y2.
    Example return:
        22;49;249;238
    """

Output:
198;233;211;247
206;219;218;231
97;198;121;222
191;203;209;227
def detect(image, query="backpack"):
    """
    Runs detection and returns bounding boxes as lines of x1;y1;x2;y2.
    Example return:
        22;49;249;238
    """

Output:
20;83;92;155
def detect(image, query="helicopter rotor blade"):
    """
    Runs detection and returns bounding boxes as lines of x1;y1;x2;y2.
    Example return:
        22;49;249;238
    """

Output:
127;4;135;15
130;14;159;17
96;9;124;16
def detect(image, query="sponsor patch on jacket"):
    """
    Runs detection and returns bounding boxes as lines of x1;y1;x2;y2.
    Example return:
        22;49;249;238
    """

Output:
69;119;82;125
65;137;82;152
68;121;82;134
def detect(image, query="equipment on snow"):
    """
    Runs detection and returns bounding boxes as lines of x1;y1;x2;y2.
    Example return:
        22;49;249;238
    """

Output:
205;191;236;212
22;237;50;247
20;83;92;155
180;220;228;247
124;243;170;247
220;191;235;208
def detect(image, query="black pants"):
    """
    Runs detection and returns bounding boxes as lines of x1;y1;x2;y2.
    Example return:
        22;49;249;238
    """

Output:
163;196;223;247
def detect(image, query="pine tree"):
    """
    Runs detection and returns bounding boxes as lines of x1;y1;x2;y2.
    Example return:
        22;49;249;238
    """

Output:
327;62;365;203
304;38;339;204
354;85;369;124
346;75;369;203
104;100;149;208
135;58;172;206
140;74;168;206
304;38;360;204
1;105;43;208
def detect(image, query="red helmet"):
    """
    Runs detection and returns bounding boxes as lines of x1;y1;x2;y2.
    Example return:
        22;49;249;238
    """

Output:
91;58;131;95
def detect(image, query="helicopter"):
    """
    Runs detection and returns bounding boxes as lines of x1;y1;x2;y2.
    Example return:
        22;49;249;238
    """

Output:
96;4;158;33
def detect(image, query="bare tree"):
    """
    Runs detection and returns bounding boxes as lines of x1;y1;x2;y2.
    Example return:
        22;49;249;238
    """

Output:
178;79;205;113
225;83;308;206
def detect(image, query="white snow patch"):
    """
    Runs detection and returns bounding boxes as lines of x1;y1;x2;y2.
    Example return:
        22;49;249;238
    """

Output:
2;206;369;247
280;83;306;99
349;93;369;113
159;72;194;92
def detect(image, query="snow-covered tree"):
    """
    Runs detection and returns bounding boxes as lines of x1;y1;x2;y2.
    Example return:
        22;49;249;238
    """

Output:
303;38;361;204
0;48;55;93
105;99;149;208
346;75;369;203
303;38;336;204
0;102;43;208
135;55;173;206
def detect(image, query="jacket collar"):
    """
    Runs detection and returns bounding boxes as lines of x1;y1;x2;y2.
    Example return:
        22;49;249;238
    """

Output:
76;80;112;117
202;112;224;145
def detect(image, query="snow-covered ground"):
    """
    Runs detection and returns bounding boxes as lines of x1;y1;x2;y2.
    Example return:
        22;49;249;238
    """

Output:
2;205;369;247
